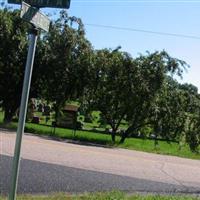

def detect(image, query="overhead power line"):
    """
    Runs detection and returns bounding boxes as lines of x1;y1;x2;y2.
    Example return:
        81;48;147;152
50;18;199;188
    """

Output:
85;23;200;40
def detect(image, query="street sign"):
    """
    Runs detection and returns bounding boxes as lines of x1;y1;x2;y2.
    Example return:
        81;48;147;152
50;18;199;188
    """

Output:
9;0;71;199
21;2;50;32
8;0;71;9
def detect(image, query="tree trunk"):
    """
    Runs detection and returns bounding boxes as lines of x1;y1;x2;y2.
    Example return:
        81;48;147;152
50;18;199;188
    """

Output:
154;137;159;148
119;130;128;144
111;131;116;143
3;107;14;124
54;104;59;125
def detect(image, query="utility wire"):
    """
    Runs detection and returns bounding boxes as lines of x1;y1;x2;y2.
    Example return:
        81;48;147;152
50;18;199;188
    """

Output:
85;23;200;40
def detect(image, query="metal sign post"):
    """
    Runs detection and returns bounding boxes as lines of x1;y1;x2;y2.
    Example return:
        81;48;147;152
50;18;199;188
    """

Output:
7;0;71;199
9;26;38;200
8;1;50;200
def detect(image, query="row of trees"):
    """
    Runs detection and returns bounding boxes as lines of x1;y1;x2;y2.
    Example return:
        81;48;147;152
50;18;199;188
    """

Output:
0;8;200;152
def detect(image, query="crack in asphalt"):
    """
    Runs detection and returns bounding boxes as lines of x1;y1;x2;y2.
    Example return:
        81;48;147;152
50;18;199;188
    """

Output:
159;162;190;192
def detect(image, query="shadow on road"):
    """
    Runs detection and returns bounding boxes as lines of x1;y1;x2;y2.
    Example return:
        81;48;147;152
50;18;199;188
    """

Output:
1;155;200;195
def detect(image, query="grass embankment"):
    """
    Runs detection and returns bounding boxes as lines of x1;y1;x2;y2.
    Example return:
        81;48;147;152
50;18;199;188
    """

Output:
0;111;199;160
0;191;200;200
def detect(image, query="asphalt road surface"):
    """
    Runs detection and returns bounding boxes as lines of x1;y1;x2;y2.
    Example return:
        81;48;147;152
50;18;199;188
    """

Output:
1;129;200;195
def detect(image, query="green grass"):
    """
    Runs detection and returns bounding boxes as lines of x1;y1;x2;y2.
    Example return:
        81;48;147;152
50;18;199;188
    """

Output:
0;118;114;146
1;120;200;159
0;191;200;200
0;110;3;122
0;111;199;160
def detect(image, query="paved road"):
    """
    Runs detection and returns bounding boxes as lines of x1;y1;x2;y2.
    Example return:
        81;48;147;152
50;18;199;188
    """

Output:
1;129;200;195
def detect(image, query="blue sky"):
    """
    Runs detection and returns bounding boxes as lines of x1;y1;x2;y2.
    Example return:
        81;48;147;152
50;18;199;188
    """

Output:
3;0;200;90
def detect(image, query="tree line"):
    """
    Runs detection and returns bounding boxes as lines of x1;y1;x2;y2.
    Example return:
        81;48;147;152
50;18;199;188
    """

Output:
0;8;200;152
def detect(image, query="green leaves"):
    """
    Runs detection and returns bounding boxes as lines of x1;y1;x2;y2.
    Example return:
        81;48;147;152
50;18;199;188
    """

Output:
39;11;92;121
0;8;199;152
0;8;28;122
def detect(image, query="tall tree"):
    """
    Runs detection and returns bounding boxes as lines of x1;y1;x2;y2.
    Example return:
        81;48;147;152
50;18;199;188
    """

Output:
40;11;93;123
150;79;200;152
86;49;187;143
85;48;133;142
0;8;28;123
180;84;200;152
120;51;187;143
150;78;188;143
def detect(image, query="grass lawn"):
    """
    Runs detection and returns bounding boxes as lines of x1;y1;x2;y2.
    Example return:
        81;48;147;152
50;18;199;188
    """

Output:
0;111;199;160
0;110;3;122
0;192;200;200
